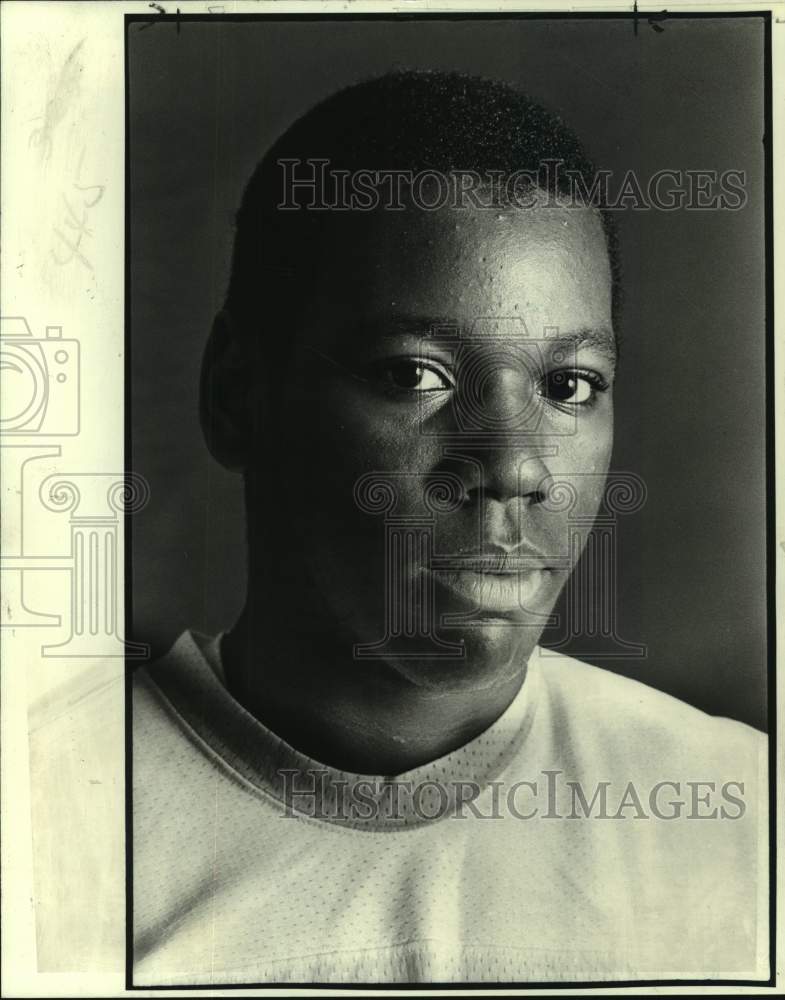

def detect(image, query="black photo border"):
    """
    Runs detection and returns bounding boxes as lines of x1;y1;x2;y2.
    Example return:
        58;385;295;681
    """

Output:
124;8;777;991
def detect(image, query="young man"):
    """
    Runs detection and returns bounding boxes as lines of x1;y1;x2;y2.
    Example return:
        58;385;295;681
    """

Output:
132;71;767;984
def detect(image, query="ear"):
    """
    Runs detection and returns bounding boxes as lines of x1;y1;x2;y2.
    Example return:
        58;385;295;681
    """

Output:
199;310;256;472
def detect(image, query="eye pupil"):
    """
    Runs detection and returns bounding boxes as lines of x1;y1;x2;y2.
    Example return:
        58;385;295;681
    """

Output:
547;372;578;401
383;360;450;391
391;362;425;389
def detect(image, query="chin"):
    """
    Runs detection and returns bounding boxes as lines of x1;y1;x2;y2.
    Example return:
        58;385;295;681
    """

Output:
376;622;541;693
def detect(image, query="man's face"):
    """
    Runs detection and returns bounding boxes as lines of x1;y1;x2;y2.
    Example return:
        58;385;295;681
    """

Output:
249;196;615;692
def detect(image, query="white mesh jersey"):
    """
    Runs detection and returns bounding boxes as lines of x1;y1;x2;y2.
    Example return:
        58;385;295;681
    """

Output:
130;631;768;986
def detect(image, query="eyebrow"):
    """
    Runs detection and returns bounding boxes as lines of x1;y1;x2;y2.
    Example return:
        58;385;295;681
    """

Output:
362;317;617;360
373;316;459;339
566;327;618;361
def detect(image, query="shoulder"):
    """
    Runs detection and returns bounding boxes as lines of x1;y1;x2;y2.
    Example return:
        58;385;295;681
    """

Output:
530;649;768;941
132;630;231;791
133;630;220;721
534;647;766;776
134;629;216;685
131;630;209;747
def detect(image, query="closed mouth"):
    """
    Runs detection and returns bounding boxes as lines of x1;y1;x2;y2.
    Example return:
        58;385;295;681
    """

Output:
433;552;552;574
430;566;551;614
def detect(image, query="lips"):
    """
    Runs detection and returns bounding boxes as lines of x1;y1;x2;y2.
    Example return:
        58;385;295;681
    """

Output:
433;552;553;574
429;564;552;614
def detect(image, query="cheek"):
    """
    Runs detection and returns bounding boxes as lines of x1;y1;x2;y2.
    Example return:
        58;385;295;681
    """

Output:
545;409;614;516
574;420;614;476
281;381;443;527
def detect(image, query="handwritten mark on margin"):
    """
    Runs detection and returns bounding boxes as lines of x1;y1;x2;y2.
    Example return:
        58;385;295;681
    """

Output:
28;39;85;162
633;3;668;37
51;147;105;271
139;3;183;33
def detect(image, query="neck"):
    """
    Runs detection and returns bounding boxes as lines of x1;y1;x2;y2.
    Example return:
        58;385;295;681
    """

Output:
221;595;530;776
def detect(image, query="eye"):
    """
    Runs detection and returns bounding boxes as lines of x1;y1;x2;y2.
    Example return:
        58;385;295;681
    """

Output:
539;369;608;405
375;359;454;393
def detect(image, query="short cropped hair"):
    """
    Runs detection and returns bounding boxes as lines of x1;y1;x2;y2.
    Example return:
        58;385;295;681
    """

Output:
225;69;622;338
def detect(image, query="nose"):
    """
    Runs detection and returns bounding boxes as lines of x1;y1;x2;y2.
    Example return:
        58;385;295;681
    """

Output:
440;431;555;521
449;365;554;506
469;448;550;507
438;444;553;554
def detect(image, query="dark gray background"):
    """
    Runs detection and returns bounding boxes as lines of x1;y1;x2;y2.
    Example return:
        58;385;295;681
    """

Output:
129;15;768;730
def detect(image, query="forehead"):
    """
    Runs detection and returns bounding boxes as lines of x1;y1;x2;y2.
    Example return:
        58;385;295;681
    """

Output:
305;201;613;343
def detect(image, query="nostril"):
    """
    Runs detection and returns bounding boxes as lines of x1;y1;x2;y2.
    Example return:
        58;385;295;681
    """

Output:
466;485;489;507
